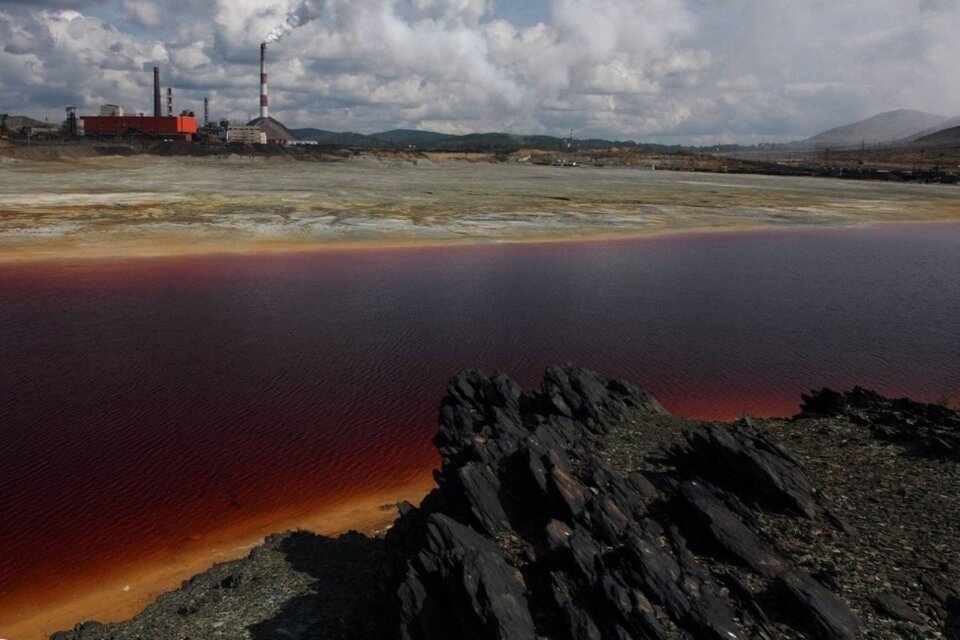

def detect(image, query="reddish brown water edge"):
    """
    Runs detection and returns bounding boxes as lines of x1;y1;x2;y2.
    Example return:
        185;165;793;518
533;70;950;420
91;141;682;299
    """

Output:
1;223;959;636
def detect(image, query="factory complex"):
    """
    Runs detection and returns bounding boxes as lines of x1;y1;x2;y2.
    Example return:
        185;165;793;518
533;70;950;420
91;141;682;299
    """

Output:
81;114;199;140
8;44;303;146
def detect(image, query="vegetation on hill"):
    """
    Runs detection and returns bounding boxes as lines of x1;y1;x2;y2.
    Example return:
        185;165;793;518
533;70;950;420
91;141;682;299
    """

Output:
290;126;680;153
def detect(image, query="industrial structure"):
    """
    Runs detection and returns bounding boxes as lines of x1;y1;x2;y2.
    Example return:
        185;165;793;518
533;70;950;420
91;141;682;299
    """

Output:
63;107;78;138
153;67;162;117
226;126;267;144
81;67;198;140
260;42;269;120
79;47;297;144
82;114;198;140
246;42;298;144
11;43;302;146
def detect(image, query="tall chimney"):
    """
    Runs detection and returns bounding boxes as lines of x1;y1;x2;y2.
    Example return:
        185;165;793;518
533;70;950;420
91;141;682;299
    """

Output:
167;87;173;117
204;97;209;128
153;67;161;117
260;42;269;121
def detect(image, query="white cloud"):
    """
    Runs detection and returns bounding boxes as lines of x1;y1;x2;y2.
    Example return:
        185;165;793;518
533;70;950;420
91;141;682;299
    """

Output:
121;0;164;28
2;0;959;143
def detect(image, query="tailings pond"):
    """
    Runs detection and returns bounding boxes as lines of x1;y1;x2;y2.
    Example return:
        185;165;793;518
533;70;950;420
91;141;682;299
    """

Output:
2;222;959;633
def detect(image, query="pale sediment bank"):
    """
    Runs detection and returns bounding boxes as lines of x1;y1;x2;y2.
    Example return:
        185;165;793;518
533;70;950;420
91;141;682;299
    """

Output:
1;156;958;263
0;475;436;640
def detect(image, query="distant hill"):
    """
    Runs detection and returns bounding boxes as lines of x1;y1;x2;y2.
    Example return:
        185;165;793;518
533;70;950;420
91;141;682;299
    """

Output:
427;132;577;152
293;126;649;152
909;116;960;144
291;128;391;148
914;125;960;147
2;114;58;131
805;109;951;148
370;129;458;146
291;128;338;143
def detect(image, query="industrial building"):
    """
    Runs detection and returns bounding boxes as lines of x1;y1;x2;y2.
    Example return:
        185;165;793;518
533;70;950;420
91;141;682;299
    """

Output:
4;43;310;147
225;126;267;144
64;44;301;146
82;115;198;140
80;67;198;140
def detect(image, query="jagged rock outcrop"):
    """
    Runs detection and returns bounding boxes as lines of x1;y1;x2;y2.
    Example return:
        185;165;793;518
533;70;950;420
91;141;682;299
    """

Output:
801;386;960;458
376;366;860;640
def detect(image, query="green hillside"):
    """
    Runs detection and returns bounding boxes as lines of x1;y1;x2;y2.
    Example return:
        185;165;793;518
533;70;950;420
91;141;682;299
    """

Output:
370;129;458;145
290;126;648;152
292;128;391;148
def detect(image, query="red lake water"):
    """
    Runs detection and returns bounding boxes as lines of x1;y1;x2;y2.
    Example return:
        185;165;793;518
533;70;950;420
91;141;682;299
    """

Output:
1;223;959;628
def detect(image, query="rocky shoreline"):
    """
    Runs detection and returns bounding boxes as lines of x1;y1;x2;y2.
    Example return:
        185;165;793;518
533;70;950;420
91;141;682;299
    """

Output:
54;366;959;639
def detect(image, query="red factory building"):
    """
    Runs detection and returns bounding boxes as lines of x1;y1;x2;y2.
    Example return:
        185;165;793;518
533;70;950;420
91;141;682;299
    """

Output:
81;66;199;141
81;114;198;140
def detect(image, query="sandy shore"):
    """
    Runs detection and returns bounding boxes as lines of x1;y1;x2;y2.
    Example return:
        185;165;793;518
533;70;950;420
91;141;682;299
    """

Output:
0;474;436;640
1;156;959;263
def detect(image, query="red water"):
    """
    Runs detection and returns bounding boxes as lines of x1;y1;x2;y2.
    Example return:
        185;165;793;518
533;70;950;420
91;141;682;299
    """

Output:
1;223;959;625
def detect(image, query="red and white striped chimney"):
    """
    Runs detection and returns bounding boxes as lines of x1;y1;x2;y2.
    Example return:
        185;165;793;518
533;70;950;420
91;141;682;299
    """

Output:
260;42;269;120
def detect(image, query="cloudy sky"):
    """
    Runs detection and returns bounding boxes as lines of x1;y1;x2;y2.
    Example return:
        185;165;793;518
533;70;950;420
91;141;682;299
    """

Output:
2;0;959;143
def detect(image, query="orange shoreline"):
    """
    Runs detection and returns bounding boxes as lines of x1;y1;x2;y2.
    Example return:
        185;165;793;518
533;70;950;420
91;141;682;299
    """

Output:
0;473;437;640
3;218;956;266
0;226;744;264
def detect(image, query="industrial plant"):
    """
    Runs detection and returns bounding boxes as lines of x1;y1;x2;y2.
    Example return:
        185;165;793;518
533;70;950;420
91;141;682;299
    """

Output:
2;43;302;147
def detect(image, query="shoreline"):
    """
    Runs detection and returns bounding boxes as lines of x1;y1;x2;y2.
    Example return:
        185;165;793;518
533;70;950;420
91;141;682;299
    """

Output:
2;217;959;266
41;368;960;640
0;474;437;640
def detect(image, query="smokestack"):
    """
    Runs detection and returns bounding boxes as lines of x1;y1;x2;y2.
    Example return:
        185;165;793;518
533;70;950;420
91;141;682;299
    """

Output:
204;97;209;128
167;87;173;117
153;67;161;117
260;42;269;121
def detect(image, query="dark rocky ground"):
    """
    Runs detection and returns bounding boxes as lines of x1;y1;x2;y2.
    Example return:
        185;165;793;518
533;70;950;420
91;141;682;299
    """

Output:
54;366;959;640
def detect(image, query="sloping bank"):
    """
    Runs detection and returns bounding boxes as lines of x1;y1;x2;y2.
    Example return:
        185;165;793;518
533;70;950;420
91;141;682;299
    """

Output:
55;366;960;639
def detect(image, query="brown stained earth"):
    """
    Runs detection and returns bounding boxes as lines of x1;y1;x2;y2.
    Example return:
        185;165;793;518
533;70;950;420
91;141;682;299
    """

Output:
1;154;959;261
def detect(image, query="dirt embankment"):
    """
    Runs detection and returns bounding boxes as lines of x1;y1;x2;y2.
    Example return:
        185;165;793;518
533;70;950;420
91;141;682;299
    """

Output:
4;138;960;184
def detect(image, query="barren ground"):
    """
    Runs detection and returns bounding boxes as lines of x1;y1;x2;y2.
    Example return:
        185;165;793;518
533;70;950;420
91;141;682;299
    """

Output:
1;155;959;261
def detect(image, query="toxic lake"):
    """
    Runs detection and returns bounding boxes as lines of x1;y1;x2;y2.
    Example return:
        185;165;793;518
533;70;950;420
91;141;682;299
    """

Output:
1;221;959;637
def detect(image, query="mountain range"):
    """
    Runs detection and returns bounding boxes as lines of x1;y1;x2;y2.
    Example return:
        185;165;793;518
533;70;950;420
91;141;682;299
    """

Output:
290;112;960;153
289;128;659;152
803;109;960;149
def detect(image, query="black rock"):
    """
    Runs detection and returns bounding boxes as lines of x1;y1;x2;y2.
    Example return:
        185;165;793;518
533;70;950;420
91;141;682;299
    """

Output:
376;367;860;640
801;387;960;458
869;592;926;624
51;622;108;640
773;570;860;640
677;422;825;518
